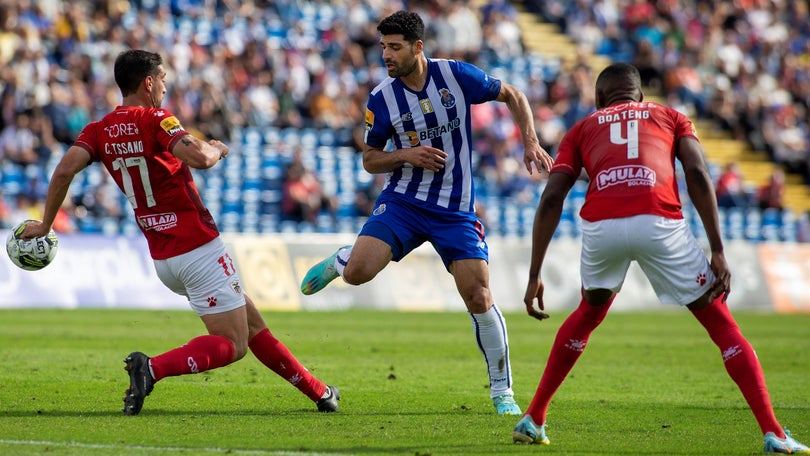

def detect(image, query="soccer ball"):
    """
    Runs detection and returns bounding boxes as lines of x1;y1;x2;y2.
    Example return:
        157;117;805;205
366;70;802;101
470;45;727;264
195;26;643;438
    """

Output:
6;219;59;271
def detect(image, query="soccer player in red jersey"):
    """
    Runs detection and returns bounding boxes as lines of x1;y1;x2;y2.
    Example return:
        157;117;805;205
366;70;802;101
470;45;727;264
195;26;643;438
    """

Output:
21;50;340;415
512;63;808;454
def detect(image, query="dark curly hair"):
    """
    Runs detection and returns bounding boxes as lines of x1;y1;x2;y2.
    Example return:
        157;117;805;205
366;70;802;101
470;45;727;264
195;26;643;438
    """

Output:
377;10;424;43
114;50;163;96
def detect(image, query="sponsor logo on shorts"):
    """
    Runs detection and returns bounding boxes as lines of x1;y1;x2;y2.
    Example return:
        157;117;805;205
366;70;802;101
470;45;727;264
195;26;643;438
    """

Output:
696;272;707;286
207;296;217;307
231;279;242;295
373;203;386;216
596;165;655;190
137;212;178;231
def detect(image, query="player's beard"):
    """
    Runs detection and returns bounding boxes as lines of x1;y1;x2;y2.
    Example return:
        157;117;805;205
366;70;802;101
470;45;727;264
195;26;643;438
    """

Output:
388;56;418;79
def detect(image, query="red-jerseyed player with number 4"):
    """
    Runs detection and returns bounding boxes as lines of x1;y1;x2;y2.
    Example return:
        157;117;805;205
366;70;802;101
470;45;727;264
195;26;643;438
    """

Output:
20;49;340;415
512;63;808;454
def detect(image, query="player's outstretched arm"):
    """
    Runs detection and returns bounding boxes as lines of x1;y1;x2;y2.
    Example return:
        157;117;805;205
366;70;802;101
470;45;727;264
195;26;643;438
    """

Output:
172;134;229;169
21;146;91;240
496;82;554;175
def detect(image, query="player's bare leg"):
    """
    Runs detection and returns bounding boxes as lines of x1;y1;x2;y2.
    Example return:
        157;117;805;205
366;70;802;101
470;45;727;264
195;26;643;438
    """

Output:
452;258;520;415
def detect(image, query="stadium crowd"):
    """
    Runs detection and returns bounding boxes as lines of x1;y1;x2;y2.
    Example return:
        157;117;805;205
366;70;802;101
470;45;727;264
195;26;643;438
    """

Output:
534;0;810;179
0;0;808;241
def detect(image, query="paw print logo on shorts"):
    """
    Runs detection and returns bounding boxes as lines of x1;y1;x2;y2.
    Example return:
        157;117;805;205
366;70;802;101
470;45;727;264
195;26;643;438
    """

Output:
207;296;217;307
696;273;707;286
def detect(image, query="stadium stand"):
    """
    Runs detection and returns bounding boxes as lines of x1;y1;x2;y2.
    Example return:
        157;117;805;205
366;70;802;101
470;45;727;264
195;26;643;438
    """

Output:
0;1;808;243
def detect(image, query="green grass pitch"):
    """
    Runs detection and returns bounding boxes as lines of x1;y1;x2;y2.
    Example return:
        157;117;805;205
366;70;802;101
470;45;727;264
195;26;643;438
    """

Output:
0;308;807;455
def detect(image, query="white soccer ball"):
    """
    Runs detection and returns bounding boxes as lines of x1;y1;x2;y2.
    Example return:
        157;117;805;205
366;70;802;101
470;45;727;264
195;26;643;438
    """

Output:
6;219;59;271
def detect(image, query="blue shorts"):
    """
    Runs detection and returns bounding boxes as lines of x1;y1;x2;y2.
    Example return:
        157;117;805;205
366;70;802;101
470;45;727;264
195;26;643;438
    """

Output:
358;195;488;270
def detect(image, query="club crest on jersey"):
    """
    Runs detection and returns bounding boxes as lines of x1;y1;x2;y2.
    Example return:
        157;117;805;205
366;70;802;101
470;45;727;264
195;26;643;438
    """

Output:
159;116;183;135
595;165;656;190
419;98;434;114
372;203;386;216
438;88;455;109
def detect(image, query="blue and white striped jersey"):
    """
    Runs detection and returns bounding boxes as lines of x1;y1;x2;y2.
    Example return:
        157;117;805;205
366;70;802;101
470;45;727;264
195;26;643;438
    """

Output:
364;58;502;213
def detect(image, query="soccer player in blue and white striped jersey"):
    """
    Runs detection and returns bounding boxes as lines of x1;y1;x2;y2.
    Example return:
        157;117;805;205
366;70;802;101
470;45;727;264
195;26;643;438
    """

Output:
301;10;554;415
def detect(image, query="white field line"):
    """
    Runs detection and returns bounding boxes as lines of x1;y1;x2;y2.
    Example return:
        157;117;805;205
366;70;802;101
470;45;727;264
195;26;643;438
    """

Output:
0;439;348;455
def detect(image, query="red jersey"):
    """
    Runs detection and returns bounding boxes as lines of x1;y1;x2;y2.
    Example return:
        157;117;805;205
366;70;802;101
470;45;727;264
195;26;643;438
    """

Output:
74;106;218;259
552;101;698;222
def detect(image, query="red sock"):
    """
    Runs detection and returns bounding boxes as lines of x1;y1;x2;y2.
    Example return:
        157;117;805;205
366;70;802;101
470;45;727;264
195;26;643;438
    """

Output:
691;296;783;437
248;328;326;402
525;294;613;425
150;335;235;381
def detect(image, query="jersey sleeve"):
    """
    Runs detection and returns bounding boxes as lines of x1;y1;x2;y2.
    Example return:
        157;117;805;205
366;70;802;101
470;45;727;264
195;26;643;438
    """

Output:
450;60;501;104
551;123;583;177
153;109;189;151
673;110;699;141
363;93;394;149
73;122;101;161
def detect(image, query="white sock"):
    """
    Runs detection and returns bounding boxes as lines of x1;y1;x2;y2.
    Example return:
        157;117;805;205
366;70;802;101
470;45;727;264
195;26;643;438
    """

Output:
469;303;513;398
335;246;352;277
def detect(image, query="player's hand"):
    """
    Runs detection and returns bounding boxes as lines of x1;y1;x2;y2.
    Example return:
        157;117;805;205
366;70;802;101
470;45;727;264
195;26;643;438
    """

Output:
523;143;554;175
406;145;447;172
210;140;229;160
20;220;49;241
523;276;550;321
708;251;731;302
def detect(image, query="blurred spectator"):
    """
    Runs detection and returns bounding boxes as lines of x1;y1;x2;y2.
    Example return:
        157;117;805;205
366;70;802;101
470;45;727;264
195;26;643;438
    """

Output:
715;162;748;209
762;103;809;181
756;168;786;212
281;151;336;224
0;111;39;165
0;189;12;228
797;211;810;243
663;52;709;117
353;173;386;217
71;172;124;224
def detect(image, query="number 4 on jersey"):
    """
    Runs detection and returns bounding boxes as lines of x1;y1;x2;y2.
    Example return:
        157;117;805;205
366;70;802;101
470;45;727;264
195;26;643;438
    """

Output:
610;120;639;159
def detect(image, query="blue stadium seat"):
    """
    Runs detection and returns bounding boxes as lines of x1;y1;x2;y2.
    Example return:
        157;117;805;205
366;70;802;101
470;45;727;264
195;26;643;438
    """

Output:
724;207;745;240
318;128;336;147
780;210;797;242
760;208;781;242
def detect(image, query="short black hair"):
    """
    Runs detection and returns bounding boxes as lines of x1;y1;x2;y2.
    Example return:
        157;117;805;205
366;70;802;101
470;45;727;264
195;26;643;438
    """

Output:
377;10;424;43
595;63;641;91
114;50;163;96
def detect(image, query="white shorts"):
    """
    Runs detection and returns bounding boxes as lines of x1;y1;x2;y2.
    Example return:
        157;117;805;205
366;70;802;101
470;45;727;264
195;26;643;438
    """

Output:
154;237;246;316
580;214;713;305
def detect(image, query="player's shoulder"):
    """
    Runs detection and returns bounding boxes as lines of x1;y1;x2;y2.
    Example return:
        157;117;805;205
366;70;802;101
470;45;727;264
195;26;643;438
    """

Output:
369;76;397;97
431;57;483;76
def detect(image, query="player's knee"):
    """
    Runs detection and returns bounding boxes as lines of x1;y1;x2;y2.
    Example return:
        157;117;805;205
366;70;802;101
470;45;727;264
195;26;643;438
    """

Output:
342;262;375;286
464;287;492;313
231;340;249;361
